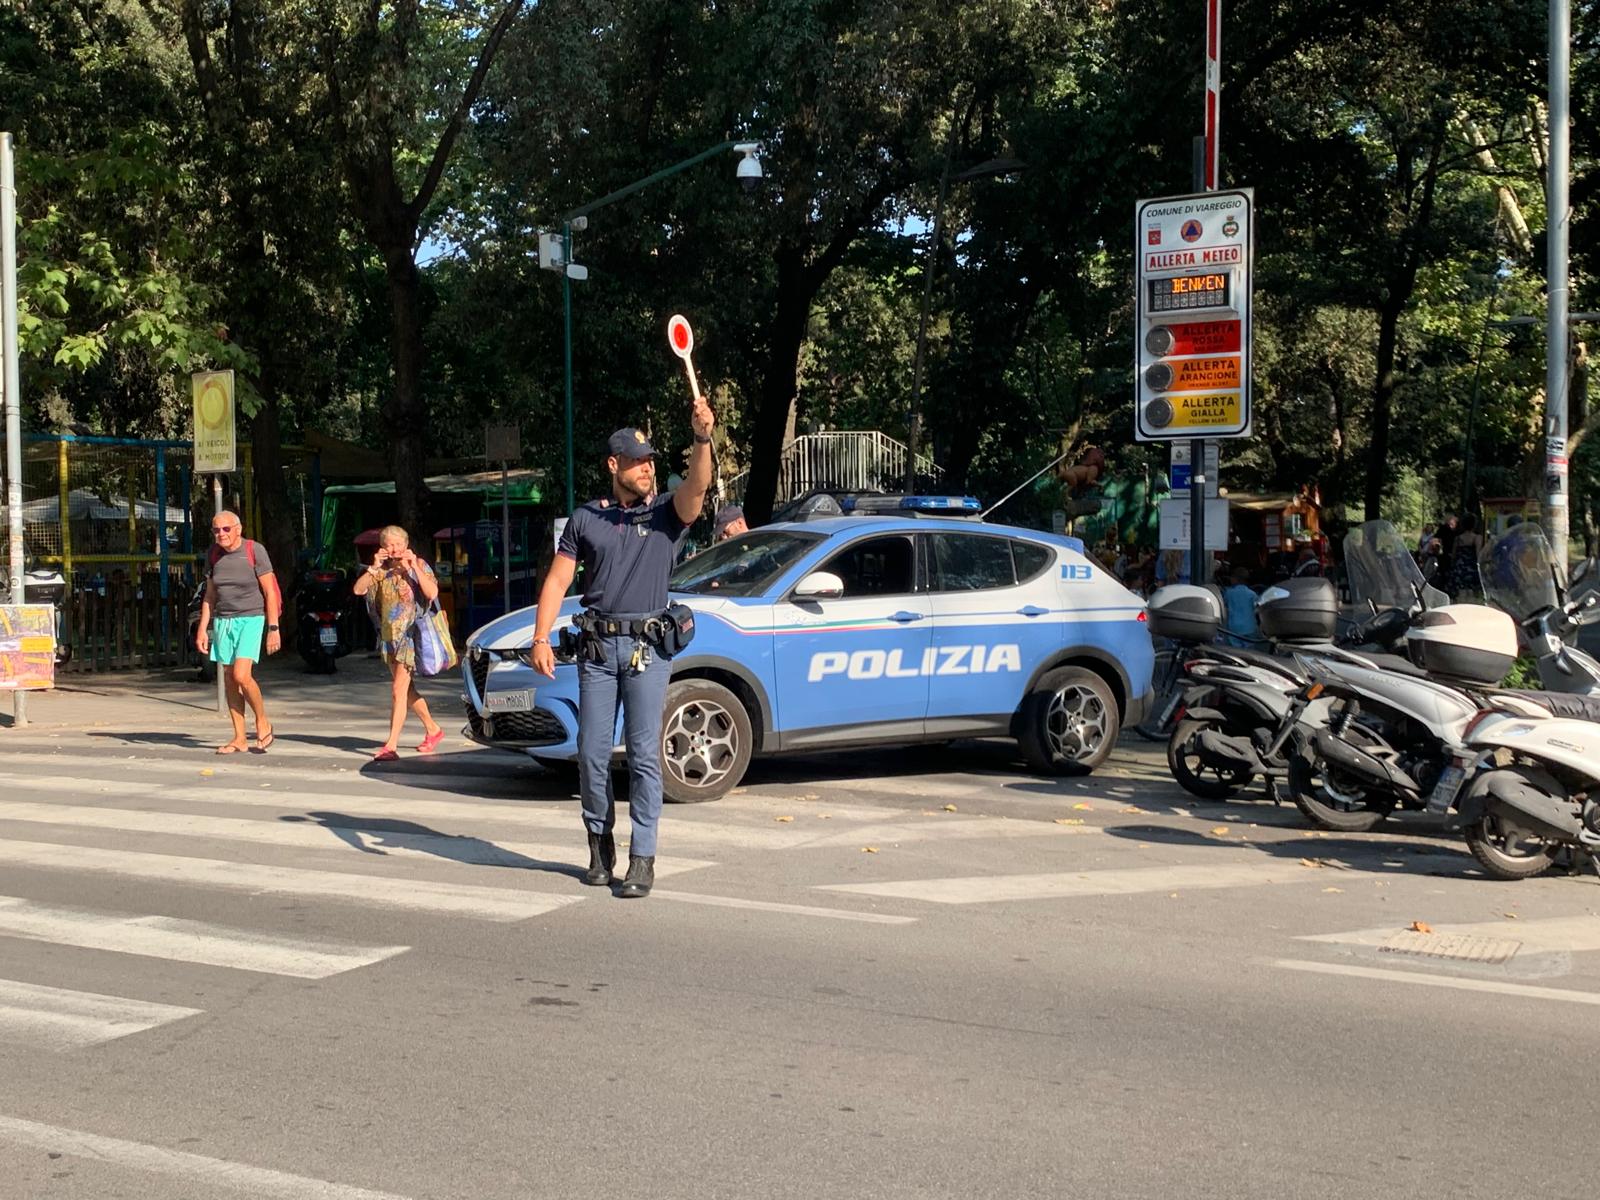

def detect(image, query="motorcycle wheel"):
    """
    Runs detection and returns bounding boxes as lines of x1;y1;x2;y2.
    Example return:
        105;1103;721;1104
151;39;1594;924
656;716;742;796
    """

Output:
1134;648;1182;742
1464;812;1561;880
1166;717;1252;801
1286;727;1397;833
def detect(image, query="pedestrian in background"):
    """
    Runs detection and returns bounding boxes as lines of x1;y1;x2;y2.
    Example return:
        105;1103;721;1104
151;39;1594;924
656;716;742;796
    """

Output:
1217;568;1259;646
196;510;280;755
353;525;446;762
1449;514;1484;599
713;504;749;543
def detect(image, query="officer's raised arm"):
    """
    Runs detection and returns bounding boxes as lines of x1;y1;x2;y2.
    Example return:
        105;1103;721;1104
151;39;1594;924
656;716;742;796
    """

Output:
673;394;716;527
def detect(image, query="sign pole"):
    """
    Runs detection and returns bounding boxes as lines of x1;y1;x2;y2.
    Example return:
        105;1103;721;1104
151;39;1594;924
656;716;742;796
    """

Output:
501;462;511;615
1;132;26;725
1188;0;1222;586
1545;0;1571;573
211;474;226;716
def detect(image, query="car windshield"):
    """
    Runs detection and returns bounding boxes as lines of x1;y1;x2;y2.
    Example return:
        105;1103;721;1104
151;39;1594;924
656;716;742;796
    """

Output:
670;529;824;597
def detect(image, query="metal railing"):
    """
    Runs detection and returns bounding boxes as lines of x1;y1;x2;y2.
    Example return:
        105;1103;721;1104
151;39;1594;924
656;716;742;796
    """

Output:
723;431;942;507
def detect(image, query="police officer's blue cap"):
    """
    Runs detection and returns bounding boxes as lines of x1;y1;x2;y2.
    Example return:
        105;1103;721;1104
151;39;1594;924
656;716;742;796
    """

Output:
607;427;655;459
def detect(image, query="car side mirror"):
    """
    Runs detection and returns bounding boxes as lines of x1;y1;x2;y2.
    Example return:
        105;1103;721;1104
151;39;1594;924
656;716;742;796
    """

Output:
793;571;845;600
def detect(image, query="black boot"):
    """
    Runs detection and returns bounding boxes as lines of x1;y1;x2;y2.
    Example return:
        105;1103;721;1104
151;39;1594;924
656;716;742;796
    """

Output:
618;855;655;899
583;831;616;886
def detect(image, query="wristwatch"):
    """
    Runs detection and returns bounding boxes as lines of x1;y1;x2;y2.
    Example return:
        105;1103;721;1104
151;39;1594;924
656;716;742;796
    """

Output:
693;433;711;444
266;624;280;632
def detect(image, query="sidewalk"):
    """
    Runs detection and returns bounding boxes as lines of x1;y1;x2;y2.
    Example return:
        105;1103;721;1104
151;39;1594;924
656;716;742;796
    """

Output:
0;652;470;753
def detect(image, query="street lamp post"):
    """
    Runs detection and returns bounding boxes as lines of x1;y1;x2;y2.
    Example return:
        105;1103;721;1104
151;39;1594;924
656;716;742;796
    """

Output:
540;141;763;514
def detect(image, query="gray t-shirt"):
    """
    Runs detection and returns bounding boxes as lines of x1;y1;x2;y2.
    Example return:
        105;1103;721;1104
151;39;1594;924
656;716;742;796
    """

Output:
557;493;690;614
208;541;274;617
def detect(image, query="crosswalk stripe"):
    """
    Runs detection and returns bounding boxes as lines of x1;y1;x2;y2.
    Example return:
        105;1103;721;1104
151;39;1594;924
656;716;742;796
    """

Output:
0;979;201;1051
817;862;1304;904
0;896;408;978
0;1113;416;1199
0;841;582;922
1272;959;1600;1007
0;798;714;878
654;891;917;924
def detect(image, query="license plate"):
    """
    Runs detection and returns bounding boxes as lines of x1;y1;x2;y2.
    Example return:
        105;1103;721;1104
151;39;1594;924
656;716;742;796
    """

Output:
486;689;533;713
1427;764;1467;814
318;627;339;647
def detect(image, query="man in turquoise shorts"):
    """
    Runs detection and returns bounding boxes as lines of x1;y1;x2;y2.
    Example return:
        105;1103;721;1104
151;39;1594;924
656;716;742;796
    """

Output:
196;510;282;754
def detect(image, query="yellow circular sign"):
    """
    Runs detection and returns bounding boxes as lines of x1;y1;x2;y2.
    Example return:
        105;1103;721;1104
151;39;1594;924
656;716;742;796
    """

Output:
199;381;227;428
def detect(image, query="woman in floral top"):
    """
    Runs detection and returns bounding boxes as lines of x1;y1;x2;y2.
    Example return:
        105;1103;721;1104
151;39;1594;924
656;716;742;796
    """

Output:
352;525;446;761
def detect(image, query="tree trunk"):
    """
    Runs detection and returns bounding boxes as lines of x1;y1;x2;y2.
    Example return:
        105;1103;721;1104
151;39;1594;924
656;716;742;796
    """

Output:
742;250;813;525
1364;297;1403;521
382;247;431;535
247;354;299;583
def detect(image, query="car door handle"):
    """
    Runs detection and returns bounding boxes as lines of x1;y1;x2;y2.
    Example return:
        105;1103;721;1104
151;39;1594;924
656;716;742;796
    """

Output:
889;611;926;623
1017;606;1049;618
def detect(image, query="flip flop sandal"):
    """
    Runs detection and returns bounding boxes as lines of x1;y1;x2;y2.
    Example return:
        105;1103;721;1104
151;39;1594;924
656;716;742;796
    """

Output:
256;731;276;752
371;747;399;762
416;729;445;754
216;743;246;755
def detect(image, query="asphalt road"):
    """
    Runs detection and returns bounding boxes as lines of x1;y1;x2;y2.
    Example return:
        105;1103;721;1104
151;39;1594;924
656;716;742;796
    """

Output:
1;663;1598;1198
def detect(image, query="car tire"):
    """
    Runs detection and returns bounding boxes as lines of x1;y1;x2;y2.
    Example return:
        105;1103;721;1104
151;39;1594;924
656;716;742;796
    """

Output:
1017;666;1119;775
661;678;753;803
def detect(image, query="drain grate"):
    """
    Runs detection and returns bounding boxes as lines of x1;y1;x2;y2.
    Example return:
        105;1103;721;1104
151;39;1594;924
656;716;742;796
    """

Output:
1379;931;1522;965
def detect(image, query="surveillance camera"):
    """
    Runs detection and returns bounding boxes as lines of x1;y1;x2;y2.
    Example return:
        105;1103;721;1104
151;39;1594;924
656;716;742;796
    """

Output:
734;144;763;193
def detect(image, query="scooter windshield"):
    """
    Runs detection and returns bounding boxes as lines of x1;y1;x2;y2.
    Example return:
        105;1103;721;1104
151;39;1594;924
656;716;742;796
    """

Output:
1343;520;1443;610
1479;523;1560;619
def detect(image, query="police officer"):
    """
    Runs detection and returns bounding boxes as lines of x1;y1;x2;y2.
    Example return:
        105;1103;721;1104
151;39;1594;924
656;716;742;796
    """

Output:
528;398;715;898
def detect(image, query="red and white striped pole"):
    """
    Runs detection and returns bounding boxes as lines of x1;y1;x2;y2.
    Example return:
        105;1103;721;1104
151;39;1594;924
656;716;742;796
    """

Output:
1203;0;1221;190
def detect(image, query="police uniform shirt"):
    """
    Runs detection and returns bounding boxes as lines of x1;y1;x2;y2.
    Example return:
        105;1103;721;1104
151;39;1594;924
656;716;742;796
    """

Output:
557;493;690;614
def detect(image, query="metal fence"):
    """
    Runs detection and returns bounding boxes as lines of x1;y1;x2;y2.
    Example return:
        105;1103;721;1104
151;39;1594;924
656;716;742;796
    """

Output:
724;431;942;506
5;434;316;673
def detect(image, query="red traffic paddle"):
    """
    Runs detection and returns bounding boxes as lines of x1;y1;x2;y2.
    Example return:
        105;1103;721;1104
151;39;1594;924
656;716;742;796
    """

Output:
666;313;703;404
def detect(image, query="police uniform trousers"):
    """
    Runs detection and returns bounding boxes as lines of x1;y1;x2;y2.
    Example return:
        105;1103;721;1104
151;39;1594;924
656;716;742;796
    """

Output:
576;626;673;858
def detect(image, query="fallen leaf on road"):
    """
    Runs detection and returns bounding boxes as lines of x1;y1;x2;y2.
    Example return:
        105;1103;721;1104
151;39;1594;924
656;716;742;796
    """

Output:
774;815;794;823
1299;858;1324;869
818;814;831;820
1503;912;1520;920
943;804;958;812
199;769;214;777
861;846;879;853
1137;843;1151;849
1209;826;1229;836
731;788;747;794
1302;831;1317;838
1168;892;1179;899
1409;920;1433;934
1322;887;1344;894
1122;806;1147;814
1072;802;1094;811
1054;818;1084;826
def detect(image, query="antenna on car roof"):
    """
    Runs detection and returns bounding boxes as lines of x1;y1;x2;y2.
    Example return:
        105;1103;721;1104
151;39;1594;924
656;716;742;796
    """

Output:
980;446;1077;520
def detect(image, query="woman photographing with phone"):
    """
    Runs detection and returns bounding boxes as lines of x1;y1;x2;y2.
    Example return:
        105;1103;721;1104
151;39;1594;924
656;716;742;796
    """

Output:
353;525;446;761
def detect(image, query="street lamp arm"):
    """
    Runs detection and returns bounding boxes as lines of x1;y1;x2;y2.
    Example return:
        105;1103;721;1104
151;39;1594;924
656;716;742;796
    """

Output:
562;139;740;223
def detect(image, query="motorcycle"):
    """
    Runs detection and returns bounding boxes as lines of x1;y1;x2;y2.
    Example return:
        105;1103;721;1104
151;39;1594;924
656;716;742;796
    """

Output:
296;567;353;673
1478;522;1600;694
1435;707;1600;880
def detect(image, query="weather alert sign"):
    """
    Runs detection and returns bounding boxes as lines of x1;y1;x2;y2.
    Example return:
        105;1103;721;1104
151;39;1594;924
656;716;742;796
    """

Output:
1134;189;1253;441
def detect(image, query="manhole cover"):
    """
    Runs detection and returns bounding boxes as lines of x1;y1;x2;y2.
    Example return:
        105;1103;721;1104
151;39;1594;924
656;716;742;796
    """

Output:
1379;931;1521;965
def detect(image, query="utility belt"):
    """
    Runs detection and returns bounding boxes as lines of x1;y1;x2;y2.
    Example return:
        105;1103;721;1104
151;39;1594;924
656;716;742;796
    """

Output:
565;604;696;666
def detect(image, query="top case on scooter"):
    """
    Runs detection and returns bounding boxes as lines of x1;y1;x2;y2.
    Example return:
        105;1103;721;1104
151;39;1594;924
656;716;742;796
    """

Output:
1147;585;1222;643
1257;578;1338;644
1405;605;1517;685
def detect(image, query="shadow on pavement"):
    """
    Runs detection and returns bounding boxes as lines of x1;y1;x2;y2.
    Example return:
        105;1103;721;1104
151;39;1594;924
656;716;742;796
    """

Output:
1102;821;1481;877
88;730;214;750
282;812;585;880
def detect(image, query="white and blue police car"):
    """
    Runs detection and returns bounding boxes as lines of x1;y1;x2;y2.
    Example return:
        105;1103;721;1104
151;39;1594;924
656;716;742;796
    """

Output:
462;496;1154;802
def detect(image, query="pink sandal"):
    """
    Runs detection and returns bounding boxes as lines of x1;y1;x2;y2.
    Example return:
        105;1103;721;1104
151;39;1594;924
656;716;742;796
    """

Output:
371;747;399;762
416;729;446;755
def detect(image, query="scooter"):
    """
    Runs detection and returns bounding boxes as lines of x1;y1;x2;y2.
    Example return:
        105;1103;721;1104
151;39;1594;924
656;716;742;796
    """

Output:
1435;707;1600;880
296;568;352;674
1479;522;1600;694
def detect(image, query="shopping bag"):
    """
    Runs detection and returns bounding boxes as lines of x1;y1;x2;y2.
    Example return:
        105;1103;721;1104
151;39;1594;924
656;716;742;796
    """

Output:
413;601;459;676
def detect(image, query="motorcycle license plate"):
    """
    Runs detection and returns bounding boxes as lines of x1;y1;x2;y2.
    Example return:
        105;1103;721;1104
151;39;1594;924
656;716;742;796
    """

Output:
318;627;339;648
1427;764;1467;814
486;689;533;713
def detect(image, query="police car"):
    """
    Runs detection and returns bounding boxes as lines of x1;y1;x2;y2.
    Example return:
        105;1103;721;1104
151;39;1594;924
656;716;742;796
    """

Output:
462;496;1153;802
